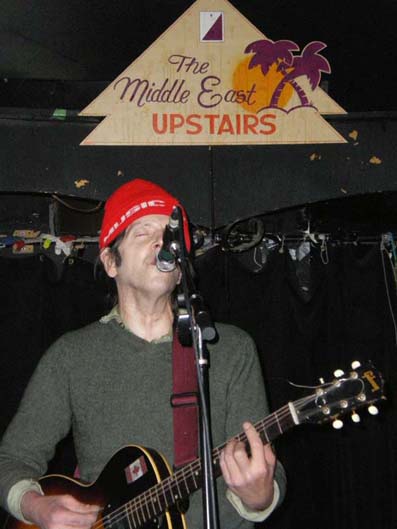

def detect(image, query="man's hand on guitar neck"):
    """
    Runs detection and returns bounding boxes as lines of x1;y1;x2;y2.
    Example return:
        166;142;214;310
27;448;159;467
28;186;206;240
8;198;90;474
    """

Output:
220;422;276;512
21;490;101;529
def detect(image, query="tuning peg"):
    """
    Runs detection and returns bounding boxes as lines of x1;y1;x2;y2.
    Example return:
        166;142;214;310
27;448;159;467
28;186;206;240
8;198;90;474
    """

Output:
368;405;379;416
332;419;344;429
333;369;345;378
351;412;361;423
351;360;361;369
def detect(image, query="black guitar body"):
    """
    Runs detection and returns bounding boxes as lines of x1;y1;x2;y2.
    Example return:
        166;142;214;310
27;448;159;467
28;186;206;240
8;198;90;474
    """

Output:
97;445;186;529
5;445;186;529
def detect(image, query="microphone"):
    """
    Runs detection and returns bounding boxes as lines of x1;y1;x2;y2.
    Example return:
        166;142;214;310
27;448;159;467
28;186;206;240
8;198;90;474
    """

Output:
156;207;180;272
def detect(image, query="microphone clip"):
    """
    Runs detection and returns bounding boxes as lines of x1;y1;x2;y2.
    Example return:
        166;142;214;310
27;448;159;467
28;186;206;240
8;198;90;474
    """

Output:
156;206;183;273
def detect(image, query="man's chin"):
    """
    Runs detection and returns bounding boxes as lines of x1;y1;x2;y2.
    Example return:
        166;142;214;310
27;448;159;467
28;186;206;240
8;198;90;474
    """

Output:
150;269;178;288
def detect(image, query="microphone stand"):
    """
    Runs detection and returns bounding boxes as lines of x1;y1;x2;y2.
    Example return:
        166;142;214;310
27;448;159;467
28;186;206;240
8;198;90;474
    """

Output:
171;206;220;529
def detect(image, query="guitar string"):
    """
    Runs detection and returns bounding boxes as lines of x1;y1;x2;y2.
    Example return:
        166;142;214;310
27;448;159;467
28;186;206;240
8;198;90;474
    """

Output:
102;370;372;529
93;397;315;529
92;396;316;529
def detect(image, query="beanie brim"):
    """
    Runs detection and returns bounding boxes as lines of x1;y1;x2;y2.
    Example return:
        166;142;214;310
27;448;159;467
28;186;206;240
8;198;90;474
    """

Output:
99;179;191;251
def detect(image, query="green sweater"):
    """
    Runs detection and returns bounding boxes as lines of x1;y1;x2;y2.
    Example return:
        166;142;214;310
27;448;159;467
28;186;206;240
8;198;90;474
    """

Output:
0;320;286;528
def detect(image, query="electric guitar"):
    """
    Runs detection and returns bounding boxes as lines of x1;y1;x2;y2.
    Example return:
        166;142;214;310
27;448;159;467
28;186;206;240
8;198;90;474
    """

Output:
5;361;385;529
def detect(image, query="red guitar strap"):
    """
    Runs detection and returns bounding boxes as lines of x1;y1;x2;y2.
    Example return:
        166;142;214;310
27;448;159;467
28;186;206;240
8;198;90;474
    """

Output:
171;330;199;469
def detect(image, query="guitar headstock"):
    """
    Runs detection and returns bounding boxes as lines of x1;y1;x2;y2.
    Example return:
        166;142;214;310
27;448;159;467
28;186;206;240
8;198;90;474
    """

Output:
293;361;386;429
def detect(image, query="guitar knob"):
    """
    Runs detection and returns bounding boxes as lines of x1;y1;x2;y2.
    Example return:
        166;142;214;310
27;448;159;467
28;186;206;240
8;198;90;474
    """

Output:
368;405;379;416
351;412;361;423
332;419;344;429
333;369;344;378
351;360;361;369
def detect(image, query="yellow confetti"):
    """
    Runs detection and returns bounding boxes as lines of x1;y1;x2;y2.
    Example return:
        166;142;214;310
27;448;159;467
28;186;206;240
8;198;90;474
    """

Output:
310;153;322;161
349;130;358;141
369;156;382;165
74;179;90;188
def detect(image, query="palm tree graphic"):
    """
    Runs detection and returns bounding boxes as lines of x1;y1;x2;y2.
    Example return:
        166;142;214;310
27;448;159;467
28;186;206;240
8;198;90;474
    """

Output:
245;39;331;110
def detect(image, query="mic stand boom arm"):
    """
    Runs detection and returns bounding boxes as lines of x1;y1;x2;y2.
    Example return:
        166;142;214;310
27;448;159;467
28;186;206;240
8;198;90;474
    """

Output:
171;206;219;529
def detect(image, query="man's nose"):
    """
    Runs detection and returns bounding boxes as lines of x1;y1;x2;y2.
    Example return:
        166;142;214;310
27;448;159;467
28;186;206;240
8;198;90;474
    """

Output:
153;228;165;248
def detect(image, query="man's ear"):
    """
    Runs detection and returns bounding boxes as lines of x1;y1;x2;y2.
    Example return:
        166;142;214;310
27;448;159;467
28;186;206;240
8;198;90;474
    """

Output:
100;248;118;278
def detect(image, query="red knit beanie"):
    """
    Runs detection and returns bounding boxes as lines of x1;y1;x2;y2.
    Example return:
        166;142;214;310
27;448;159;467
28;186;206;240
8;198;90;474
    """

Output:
99;179;191;250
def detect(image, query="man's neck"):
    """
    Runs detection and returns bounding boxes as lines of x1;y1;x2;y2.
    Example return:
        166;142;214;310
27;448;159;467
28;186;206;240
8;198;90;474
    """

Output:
118;292;174;342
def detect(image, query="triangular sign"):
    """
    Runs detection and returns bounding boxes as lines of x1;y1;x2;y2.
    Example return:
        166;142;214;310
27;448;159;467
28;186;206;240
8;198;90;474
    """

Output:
80;0;347;146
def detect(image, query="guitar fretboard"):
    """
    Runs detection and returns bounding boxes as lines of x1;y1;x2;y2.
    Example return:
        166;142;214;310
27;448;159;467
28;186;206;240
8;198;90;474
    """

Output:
107;403;296;529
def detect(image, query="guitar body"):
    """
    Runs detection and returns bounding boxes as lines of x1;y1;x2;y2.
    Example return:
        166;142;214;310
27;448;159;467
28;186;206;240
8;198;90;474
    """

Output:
5;445;187;529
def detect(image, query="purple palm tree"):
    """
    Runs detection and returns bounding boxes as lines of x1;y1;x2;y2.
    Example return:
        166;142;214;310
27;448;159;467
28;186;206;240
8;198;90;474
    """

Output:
245;39;331;109
270;41;331;107
244;39;299;76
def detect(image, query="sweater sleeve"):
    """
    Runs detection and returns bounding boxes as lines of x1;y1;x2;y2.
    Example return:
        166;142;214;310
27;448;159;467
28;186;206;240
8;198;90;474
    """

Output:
0;341;72;511
7;479;44;522
221;326;287;515
226;480;280;522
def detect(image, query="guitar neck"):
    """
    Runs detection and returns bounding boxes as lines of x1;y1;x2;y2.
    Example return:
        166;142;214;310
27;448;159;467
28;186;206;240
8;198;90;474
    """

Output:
96;361;386;528
205;402;296;480
126;404;296;519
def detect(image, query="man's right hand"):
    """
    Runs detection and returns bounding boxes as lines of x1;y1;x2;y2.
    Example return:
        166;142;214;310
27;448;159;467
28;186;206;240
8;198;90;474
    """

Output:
21;491;100;529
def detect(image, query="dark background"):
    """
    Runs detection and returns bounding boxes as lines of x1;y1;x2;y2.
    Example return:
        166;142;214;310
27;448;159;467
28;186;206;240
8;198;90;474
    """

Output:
0;1;396;528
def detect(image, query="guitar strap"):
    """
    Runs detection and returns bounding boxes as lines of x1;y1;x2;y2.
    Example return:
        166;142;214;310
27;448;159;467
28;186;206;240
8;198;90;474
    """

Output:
171;330;199;469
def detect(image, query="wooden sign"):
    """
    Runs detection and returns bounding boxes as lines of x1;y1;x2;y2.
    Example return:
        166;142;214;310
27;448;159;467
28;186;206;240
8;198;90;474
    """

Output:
80;0;346;146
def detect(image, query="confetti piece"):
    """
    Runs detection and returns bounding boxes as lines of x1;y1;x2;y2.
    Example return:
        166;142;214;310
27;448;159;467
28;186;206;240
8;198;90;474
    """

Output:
13;244;34;254
340;188;348;194
13;241;25;250
60;235;76;243
310;153;322;161
52;108;67;120
75;179;90;188
349;130;358;141
1;236;17;246
369;156;382;165
13;230;40;238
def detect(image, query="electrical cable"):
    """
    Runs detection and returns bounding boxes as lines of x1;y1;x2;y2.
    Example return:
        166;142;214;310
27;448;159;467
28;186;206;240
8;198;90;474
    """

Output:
380;239;397;346
51;194;103;213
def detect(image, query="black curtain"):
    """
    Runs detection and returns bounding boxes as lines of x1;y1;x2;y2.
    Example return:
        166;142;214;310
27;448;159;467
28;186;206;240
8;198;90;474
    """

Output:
196;243;397;529
0;243;396;529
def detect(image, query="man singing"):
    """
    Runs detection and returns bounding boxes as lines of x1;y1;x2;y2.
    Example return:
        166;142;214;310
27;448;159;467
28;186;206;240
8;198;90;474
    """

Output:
0;178;286;528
